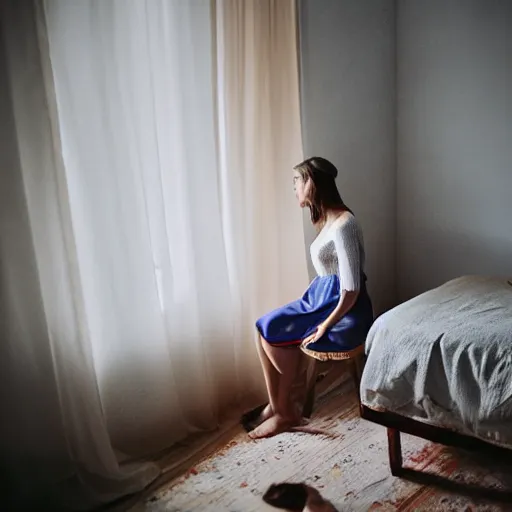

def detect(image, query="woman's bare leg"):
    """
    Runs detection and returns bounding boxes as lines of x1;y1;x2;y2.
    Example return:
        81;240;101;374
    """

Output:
274;345;302;418
254;335;280;421
249;341;303;438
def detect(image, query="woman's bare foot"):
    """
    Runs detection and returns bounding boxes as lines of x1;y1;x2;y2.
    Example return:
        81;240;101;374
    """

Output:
241;404;274;432
248;414;301;439
257;404;274;423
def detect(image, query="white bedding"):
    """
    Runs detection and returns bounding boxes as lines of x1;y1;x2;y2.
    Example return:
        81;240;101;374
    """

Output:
361;276;512;447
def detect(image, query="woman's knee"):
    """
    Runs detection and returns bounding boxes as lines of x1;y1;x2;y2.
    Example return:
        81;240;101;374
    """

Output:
257;334;273;350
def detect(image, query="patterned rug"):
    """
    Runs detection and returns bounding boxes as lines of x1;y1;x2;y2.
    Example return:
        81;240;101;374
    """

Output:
134;382;512;511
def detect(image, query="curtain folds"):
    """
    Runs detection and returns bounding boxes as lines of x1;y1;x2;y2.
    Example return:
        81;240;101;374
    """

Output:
0;0;307;508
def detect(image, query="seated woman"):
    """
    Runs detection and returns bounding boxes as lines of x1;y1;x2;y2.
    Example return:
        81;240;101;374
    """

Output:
247;157;374;439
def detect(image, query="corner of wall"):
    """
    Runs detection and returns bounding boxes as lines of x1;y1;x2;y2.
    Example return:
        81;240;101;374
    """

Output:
393;0;400;305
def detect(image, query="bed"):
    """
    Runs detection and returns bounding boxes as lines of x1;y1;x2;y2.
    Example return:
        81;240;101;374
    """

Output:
359;275;512;475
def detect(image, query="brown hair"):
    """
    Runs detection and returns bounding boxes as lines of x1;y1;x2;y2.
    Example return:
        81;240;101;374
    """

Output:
294;156;352;226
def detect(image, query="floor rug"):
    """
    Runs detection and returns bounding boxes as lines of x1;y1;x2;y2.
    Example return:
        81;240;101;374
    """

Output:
133;382;512;511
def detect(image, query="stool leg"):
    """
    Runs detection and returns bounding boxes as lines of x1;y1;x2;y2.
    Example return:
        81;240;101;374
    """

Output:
302;361;318;418
354;353;365;381
350;354;365;415
302;382;316;418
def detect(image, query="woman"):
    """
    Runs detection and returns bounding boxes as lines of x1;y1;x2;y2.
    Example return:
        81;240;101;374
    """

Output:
246;157;374;439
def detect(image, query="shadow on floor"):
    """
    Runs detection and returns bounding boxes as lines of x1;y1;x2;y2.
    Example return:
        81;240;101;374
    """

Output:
400;466;512;505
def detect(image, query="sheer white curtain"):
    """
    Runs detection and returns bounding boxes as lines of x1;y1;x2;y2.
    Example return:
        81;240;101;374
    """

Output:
1;0;307;508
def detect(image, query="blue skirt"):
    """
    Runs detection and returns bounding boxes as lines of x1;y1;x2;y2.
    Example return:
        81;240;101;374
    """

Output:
256;274;373;353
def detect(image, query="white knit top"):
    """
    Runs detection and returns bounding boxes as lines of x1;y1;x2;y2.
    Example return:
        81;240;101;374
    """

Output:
310;213;365;292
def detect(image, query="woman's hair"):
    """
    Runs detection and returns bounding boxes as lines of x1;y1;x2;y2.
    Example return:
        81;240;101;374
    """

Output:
294;156;352;226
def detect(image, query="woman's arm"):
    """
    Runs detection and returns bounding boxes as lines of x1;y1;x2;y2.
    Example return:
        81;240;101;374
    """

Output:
320;289;359;330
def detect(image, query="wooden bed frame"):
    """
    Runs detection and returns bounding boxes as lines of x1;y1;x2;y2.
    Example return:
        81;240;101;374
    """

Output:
303;353;512;479
360;404;512;476
355;280;512;477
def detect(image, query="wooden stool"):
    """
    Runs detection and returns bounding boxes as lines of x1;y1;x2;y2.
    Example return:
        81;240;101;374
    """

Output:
300;344;366;418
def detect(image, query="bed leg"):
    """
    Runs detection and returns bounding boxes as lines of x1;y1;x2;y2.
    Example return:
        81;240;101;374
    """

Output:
387;428;403;476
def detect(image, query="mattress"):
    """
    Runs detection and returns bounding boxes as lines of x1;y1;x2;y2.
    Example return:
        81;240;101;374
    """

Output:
361;276;512;448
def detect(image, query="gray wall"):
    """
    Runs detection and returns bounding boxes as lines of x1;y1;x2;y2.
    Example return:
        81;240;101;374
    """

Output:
299;0;397;313
397;0;512;299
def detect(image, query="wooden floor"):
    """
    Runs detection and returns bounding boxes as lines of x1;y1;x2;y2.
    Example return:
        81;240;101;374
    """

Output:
123;380;512;512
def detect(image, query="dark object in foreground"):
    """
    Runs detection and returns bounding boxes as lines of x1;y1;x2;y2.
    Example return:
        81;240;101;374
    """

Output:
263;483;308;511
263;482;337;511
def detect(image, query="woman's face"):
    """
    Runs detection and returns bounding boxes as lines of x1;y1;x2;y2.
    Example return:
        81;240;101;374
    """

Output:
293;170;310;208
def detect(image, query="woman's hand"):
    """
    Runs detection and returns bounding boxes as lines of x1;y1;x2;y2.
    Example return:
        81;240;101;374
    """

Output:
303;323;327;346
